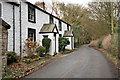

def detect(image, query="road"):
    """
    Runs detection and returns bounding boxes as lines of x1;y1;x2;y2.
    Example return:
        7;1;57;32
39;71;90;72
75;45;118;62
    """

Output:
25;45;117;78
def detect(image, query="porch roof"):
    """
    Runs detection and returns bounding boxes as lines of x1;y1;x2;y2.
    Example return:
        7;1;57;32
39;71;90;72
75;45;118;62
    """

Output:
0;18;10;29
63;30;73;37
39;24;59;33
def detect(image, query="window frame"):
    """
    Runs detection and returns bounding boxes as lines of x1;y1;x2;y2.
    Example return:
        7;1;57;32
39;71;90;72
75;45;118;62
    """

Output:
67;24;69;31
59;21;62;31
28;4;36;23
28;28;36;41
49;15;54;24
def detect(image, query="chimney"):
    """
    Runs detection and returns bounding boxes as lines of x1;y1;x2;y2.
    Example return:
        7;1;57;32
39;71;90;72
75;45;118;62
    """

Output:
35;1;46;10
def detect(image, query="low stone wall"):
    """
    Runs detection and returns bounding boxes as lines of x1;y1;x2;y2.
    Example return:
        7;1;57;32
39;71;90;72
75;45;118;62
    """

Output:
0;25;8;78
2;56;7;77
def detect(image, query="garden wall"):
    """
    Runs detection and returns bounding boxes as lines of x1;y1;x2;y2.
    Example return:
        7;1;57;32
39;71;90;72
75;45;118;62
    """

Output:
0;25;8;78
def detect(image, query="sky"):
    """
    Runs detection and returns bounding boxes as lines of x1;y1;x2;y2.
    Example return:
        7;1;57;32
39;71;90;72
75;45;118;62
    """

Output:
26;0;92;15
27;0;92;5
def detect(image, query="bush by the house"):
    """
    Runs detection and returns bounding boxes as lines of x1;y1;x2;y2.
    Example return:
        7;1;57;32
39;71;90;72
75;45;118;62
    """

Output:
7;51;19;65
59;37;70;52
23;38;39;57
42;38;51;53
37;46;46;57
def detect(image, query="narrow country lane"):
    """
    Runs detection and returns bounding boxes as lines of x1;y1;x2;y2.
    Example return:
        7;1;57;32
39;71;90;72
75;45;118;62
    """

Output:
25;45;117;78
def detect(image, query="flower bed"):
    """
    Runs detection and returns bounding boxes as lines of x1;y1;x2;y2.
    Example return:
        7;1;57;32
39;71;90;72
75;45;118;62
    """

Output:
3;56;50;79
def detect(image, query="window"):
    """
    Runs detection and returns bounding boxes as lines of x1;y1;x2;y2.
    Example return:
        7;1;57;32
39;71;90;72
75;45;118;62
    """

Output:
49;15;54;24
28;5;36;23
59;21;62;31
67;24;69;30
28;28;36;41
59;34;62;37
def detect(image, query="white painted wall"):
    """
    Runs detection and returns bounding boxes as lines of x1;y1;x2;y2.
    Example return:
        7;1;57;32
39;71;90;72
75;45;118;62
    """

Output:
65;37;74;50
20;2;50;53
2;3;20;54
40;33;59;55
61;22;68;36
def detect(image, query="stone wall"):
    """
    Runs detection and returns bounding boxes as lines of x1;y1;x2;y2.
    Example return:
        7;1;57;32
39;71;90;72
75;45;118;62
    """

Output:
0;25;8;78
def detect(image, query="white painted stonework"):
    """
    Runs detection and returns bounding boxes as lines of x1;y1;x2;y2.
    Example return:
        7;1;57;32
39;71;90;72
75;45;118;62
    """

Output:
0;1;74;55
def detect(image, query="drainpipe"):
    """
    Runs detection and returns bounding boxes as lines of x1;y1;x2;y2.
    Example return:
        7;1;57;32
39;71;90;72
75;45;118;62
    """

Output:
13;5;15;52
19;2;22;57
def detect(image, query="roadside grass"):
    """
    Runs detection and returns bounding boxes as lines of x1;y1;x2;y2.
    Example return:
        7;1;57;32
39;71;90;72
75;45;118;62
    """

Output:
90;33;119;71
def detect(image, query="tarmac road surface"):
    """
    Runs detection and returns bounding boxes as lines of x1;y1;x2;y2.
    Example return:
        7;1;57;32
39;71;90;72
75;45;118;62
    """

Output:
25;45;117;78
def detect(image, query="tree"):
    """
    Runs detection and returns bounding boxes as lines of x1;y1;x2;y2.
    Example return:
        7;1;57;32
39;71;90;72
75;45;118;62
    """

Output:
57;3;92;44
47;1;118;46
88;2;117;34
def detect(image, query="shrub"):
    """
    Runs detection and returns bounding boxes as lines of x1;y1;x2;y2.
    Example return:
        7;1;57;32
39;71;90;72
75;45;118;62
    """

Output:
59;37;70;52
37;46;46;57
108;34;118;57
98;40;102;48
23;38;39;57
7;52;19;65
42;38;51;53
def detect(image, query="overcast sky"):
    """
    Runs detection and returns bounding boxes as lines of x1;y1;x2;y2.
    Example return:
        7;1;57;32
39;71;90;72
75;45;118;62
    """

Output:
27;0;92;5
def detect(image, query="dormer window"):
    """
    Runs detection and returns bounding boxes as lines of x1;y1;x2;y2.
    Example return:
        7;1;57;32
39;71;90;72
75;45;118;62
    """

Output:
28;5;36;23
59;21;62;31
49;15;54;24
67;24;69;30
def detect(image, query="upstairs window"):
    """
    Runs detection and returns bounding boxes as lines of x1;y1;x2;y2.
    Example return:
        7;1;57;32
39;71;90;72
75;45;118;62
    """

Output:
49;15;54;24
28;28;36;41
28;5;36;23
59;21;62;31
67;24;69;30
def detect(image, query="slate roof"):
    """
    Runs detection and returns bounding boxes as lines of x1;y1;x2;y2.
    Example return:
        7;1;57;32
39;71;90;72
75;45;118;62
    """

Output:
63;30;73;37
0;18;10;29
1;0;20;4
40;24;58;33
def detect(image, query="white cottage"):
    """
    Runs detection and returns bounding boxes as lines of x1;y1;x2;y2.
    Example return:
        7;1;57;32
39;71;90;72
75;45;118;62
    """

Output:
0;0;74;56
